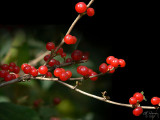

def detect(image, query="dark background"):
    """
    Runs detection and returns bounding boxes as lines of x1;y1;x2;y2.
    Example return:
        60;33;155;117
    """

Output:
1;0;160;120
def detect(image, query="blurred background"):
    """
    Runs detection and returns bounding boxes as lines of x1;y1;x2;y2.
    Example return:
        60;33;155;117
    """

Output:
0;0;159;120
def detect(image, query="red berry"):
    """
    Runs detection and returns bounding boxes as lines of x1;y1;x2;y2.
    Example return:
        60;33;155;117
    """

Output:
46;42;55;51
38;65;48;74
60;68;65;73
23;66;31;74
108;65;115;73
45;72;52;78
59;72;69;81
75;2;87;13
49;59;57;67
129;97;137;105
77;66;89;76
8;66;14;72
88;68;93;76
71;50;82;61
89;72;98;81
21;63;29;71
133;92;143;102
56;60;60;65
0;70;9;78
106;56;115;64
54;68;62;77
99;63;108;73
13;66;20;74
61;52;66;58
44;54;51;61
133;107;143;116
87;8;95;16
9;62;16;67
72;36;77;44
151;97;160;105
81;52;89;60
64;34;74;44
110;58;119;67
118;59;126;67
53;97;61;105
11;74;16;79
56;47;63;55
65;58;73;63
1;64;9;70
65;70;72;78
30;69;38;77
4;74;12;81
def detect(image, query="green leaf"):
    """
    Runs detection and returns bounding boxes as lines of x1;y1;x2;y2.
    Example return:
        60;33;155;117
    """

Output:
0;102;40;120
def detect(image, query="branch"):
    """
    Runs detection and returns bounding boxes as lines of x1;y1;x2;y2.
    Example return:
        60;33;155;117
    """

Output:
33;77;156;110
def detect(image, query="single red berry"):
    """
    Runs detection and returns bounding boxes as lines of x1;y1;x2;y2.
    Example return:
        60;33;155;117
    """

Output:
106;56;115;64
46;42;55;51
4;74;12;81
45;72;52;78
64;34;74;44
110;58;119;67
99;63;108;73
23;66;31;74
59;72;69;81
151;97;160;105
21;63;29;71
71;50;83;61
54;68;62;77
1;64;9;70
13;66;20;74
56;60;60;65
44;54;51;61
61;52;66;58
87;8;95;16
88;68;93;76
129;97;137;105
77;66;89;76
75;2;87;13
108;65;115;73
60;68;65;72
133;107;143;116
11;74;16;79
38;65;48;74
72;36;77;44
65;58;73;63
56;47;63;55
133;92;143;102
0;70;9;78
89;72;98;81
49;59;57;67
81;52;89;60
65;70;72;78
8;66;14;72
33;99;43;108
118;59;126;67
53;97;61;105
30;68;38;77
9;62;16;67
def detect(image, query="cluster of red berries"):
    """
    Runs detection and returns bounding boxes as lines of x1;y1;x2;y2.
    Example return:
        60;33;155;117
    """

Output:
54;68;72;81
99;56;126;74
64;34;77;45
21;63;52;78
0;62;20;81
77;66;98;81
75;2;95;17
129;92;145;116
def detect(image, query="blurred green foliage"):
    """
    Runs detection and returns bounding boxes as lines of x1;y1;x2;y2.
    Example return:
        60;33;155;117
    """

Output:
0;25;113;120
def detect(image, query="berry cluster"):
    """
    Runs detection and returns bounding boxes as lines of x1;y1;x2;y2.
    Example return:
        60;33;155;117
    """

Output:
99;56;126;74
54;68;72;81
21;63;52;78
75;2;95;17
77;66;98;81
129;92;144;116
0;62;20;81
64;34;77;45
